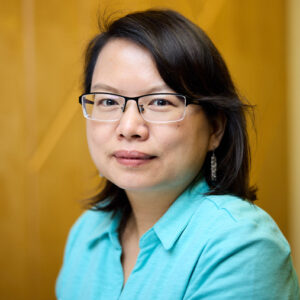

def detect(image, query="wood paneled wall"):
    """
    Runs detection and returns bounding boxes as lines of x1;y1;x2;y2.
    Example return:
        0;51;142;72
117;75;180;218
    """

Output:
1;0;292;299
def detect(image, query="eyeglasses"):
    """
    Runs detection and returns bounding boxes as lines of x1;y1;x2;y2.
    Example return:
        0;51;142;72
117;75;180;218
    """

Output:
79;92;202;123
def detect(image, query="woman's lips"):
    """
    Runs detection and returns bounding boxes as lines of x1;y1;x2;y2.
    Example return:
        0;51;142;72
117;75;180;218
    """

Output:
113;150;156;167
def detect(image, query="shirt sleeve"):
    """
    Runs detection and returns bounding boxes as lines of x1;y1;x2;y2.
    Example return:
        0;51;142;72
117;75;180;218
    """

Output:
183;220;300;300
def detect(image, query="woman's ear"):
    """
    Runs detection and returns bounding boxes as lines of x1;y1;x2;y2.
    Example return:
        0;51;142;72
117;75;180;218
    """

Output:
208;113;226;151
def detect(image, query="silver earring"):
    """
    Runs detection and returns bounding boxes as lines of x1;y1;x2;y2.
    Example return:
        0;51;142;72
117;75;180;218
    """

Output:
211;151;217;182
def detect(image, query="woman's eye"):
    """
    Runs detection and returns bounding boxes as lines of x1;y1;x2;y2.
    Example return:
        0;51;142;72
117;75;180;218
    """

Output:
96;99;118;106
151;99;171;106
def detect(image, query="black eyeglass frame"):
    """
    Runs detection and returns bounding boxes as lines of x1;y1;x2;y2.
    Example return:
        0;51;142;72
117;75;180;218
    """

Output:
78;92;203;122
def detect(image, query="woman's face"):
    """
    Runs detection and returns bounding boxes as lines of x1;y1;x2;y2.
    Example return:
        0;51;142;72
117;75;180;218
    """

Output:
87;38;220;194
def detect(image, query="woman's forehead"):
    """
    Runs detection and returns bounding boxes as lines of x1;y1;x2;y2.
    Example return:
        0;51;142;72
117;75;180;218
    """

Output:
91;39;173;95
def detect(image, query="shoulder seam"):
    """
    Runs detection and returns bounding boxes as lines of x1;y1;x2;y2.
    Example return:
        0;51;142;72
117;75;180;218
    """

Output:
203;196;238;223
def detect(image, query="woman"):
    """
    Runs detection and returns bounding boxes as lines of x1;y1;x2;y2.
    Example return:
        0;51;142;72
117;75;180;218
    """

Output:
56;9;299;299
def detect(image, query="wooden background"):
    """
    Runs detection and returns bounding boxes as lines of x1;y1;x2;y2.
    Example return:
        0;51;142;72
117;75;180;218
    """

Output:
1;0;298;299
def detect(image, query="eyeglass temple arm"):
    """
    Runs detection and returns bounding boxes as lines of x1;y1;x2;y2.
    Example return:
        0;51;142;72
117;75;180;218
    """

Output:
186;98;204;106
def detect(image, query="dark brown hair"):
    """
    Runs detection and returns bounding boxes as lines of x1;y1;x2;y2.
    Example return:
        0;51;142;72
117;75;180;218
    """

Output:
82;9;257;223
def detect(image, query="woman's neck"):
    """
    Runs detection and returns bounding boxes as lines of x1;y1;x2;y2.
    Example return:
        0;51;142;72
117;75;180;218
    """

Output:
125;187;184;239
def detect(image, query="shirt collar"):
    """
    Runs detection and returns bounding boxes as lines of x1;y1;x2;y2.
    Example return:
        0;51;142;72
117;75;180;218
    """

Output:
87;210;121;249
87;180;209;250
153;179;209;250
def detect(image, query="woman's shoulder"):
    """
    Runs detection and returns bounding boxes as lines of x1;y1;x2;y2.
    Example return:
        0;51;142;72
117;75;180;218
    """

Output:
193;193;289;249
70;209;111;235
201;194;280;227
184;194;300;298
63;209;113;257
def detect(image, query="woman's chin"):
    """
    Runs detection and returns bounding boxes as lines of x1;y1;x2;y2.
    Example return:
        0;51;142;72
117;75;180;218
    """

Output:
109;176;183;195
113;181;159;192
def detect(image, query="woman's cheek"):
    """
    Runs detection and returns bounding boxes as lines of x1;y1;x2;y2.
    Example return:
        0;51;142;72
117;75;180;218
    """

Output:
86;124;105;165
87;122;109;147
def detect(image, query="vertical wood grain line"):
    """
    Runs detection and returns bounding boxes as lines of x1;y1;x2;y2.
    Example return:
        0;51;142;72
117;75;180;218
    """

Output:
287;0;300;276
22;0;36;145
21;0;41;295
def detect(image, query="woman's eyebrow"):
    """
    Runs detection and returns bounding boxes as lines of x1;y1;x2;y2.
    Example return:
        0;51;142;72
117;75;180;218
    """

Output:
145;84;172;94
91;83;120;93
91;83;172;94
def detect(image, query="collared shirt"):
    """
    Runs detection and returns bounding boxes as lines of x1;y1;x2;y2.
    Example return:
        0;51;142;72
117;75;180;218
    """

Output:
56;181;299;299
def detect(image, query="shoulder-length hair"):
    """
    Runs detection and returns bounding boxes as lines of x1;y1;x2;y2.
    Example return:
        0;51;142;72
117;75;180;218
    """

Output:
82;9;257;221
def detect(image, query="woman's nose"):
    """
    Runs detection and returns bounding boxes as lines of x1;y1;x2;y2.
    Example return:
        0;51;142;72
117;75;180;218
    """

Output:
116;101;149;141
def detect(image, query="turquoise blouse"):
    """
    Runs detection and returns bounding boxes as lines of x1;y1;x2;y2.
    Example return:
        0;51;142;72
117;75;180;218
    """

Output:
56;181;299;299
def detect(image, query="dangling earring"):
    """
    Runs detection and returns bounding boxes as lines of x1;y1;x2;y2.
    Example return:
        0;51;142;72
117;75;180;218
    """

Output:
211;151;217;182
